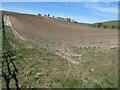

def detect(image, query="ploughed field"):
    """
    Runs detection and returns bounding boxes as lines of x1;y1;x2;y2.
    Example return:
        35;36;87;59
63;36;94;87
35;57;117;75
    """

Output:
6;12;118;49
4;11;118;64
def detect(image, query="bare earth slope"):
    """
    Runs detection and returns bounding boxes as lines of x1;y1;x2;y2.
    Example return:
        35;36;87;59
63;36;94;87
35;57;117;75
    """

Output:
4;11;118;64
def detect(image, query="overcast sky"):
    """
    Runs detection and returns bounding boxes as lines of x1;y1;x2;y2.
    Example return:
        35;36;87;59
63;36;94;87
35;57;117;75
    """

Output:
1;2;118;23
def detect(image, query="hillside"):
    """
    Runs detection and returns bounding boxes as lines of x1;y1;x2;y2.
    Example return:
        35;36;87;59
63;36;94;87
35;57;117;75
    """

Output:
101;20;118;26
2;11;118;88
91;20;119;29
3;11;118;62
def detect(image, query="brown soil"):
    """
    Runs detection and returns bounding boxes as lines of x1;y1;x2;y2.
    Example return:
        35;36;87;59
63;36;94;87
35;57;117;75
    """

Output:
4;11;118;64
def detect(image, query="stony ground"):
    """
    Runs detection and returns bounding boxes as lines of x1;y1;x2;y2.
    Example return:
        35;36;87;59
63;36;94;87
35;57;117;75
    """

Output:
4;11;118;64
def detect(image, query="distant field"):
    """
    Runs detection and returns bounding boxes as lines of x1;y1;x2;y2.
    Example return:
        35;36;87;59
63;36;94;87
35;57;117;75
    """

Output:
91;20;119;29
101;20;118;26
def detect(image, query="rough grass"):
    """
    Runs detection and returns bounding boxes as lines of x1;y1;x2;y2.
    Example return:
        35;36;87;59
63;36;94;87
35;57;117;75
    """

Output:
2;26;118;88
72;48;118;88
101;20;118;26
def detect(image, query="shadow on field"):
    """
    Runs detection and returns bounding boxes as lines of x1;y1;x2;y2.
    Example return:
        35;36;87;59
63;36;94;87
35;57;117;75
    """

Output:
2;51;20;90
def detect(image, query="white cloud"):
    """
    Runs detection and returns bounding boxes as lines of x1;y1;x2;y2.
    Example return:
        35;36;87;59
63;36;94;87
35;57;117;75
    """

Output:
84;3;118;14
96;7;117;14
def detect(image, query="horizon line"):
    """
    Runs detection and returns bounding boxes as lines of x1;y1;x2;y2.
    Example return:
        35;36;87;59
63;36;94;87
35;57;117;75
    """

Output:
1;10;118;24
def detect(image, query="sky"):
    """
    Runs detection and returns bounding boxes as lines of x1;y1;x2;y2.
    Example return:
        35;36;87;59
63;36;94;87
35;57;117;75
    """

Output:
1;2;118;23
1;0;120;2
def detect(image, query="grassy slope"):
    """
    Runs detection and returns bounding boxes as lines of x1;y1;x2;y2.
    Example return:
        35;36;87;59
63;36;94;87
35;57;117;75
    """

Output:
92;20;119;29
2;26;118;88
101;20;118;26
72;48;118;88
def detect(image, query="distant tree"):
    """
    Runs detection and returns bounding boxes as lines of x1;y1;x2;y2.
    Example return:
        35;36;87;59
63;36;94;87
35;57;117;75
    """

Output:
103;25;108;29
44;14;47;16
97;23;102;28
112;25;116;29
72;19;77;23
48;14;50;17
91;24;93;27
68;18;71;22
38;14;42;16
53;16;54;18
74;21;78;24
